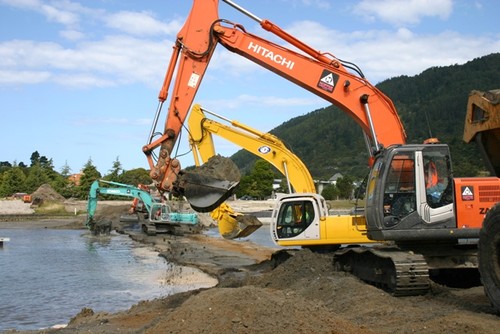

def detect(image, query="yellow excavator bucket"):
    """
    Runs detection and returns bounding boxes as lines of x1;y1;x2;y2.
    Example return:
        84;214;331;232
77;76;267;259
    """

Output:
211;203;263;239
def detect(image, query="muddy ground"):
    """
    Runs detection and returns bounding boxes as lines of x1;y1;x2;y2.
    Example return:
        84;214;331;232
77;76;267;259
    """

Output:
2;200;499;334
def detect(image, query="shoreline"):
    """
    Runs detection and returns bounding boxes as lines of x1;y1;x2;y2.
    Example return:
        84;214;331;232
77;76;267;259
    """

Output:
0;217;85;229
0;213;277;279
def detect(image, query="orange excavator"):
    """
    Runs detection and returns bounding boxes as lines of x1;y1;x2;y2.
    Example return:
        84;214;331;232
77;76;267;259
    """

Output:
141;0;405;211
142;0;499;309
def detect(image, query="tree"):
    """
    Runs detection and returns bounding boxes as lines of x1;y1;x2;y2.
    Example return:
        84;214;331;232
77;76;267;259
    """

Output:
24;164;49;193
75;158;102;199
51;173;73;198
120;168;152;186
0;162;11;175
0;167;27;197
39;156;50;168
40;156;53;169
60;161;72;178
237;160;274;199
30;151;40;167
336;176;354;200
321;184;339;200
29;151;52;169
105;156;123;182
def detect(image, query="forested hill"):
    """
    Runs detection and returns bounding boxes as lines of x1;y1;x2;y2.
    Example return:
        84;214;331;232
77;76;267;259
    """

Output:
231;53;500;180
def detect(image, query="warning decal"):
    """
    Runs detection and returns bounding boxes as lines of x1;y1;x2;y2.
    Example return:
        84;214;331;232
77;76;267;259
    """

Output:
317;70;338;93
188;73;200;88
461;186;474;201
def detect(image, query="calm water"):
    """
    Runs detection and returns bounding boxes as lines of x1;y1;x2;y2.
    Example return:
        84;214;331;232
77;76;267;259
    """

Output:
0;228;217;331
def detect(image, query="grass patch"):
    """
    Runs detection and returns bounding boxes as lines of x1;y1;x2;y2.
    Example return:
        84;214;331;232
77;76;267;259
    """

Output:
326;199;365;209
34;200;69;215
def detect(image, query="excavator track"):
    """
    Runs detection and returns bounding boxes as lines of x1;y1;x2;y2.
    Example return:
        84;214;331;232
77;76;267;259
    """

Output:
333;246;430;296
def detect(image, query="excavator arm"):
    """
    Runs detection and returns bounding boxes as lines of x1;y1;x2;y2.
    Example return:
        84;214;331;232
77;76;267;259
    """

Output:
86;180;155;234
188;104;316;193
142;0;406;213
86;180;199;236
188;103;318;239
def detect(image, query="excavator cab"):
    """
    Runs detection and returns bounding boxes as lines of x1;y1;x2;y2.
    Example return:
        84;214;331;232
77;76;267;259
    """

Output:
273;194;325;242
271;192;372;249
275;200;316;239
365;144;463;241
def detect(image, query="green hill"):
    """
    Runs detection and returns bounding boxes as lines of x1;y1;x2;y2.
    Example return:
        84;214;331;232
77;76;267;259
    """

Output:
231;53;500;179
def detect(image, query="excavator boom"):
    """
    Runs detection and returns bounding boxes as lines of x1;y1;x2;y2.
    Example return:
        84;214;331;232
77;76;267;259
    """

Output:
188;104;316;194
143;0;406;213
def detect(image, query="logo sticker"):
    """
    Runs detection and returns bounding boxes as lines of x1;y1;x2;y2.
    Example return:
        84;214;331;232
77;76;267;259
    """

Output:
258;146;271;154
187;73;200;88
461;186;474;201
317;70;338;93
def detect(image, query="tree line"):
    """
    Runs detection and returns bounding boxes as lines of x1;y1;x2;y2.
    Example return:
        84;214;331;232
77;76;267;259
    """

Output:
0;151;151;199
1;151;355;201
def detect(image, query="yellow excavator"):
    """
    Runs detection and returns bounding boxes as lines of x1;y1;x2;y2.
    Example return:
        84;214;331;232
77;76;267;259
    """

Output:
187;104;374;251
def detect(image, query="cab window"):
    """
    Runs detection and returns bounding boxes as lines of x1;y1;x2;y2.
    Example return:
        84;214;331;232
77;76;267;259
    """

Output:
383;153;416;219
423;148;452;208
276;201;315;238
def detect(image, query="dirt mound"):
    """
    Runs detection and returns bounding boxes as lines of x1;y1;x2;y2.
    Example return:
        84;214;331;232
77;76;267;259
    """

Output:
36;248;499;334
145;286;371;334
31;184;65;203
246;250;499;334
189;154;240;182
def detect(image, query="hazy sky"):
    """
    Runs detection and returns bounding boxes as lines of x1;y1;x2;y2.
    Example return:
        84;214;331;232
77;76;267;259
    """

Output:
1;0;498;174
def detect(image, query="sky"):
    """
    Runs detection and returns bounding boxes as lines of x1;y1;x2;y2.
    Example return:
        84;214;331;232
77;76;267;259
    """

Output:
1;0;499;176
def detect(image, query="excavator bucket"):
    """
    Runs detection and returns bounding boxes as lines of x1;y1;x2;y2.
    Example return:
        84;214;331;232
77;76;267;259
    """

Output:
233;214;263;238
87;218;112;236
211;203;263;239
180;173;239;212
218;213;263;239
176;155;241;213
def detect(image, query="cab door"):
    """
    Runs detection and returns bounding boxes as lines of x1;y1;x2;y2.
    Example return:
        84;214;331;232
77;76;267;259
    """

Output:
274;197;320;241
415;147;455;224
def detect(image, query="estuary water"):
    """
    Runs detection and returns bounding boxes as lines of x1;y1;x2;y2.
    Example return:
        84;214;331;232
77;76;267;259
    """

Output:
0;228;217;332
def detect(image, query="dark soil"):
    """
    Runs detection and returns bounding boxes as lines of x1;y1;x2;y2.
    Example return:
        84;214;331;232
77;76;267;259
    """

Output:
3;202;499;334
